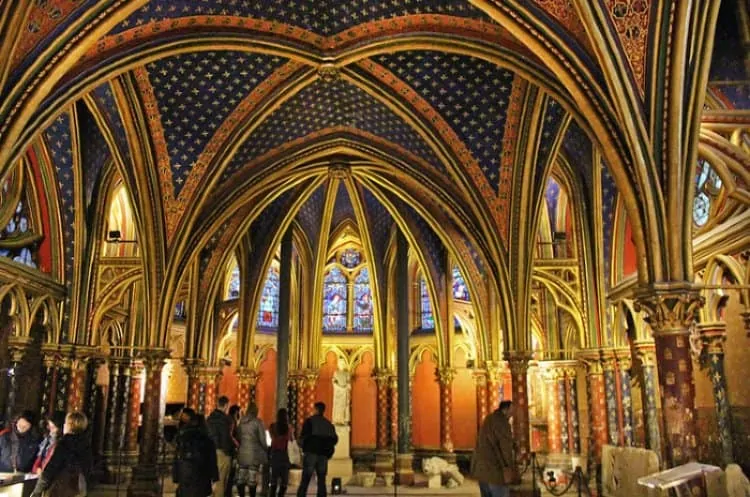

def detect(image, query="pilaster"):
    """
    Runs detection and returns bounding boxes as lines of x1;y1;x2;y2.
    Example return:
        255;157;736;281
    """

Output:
437;367;456;457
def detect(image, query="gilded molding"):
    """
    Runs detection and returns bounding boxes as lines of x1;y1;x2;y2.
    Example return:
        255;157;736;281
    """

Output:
633;288;704;334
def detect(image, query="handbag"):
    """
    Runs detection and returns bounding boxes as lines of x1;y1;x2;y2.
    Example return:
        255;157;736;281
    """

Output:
287;436;301;466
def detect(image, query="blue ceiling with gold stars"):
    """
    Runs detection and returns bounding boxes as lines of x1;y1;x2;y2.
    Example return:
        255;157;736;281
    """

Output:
220;78;445;183
373;51;516;192
109;0;495;37
144;51;287;195
296;184;327;253
330;182;354;233
76;101;111;210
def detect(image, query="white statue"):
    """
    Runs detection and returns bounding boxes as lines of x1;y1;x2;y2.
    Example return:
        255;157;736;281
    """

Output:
332;358;351;425
422;457;464;487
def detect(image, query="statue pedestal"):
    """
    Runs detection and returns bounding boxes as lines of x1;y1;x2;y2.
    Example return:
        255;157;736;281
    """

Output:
329;424;353;484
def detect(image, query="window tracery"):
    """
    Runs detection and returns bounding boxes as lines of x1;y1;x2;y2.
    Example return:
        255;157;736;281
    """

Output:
452;265;470;301
257;264;280;329
353;268;373;332
420;275;435;330
693;158;724;228
323;266;348;333
0;166;40;269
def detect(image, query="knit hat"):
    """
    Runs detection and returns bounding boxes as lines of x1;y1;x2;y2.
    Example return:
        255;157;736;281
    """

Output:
48;411;66;431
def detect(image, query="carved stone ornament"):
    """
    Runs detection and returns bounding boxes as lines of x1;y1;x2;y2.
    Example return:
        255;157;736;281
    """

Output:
633;289;704;334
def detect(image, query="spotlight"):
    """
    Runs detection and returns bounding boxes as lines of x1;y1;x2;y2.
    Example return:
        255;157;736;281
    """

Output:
331;477;342;495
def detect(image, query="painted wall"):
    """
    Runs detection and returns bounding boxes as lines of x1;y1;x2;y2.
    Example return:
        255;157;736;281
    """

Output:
351;351;377;449
256;349;277;424
314;351;338;421
452;366;477;449
412;349;440;449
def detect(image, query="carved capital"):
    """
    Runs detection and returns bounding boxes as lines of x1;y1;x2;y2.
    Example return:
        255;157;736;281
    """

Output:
576;350;603;375
373;368;393;386
634;288;704;334
633;341;657;367
436;367;456;385
472;368;488;387
303;369;319;388
485;361;506;382
600;350;617;372
139;349;170;372
236;368;259;386
505;351;531;377
614;349;632;371
697;323;727;356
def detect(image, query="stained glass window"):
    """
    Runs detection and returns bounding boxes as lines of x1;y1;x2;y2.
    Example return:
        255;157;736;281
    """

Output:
323;267;348;332
693;159;723;227
420;276;435;330
174;301;186;321
0;195;37;269
353;268;373;332
227;265;240;299
452;266;470;301
340;248;361;268
256;265;280;329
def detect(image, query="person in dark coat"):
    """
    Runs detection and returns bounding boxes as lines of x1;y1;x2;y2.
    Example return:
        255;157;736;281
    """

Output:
226;405;241;497
32;411;66;474
237;403;268;497
0;410;42;473
206;396;234;497
174;409;219;497
296;402;338;497
30;411;92;497
268;409;292;497
470;400;516;497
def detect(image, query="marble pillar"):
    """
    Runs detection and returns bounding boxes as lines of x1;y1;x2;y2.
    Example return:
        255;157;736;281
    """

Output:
635;291;702;466
634;341;661;455
615;350;634;446
507;352;531;461
473;368;489;428
437;367;455;457
698;323;734;465
579;351;608;463
128;351;168;497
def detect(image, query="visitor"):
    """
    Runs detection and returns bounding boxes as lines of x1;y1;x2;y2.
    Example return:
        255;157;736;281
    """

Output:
226;405;242;497
32;411;66;474
296;402;338;497
471;400;517;497
207;396;235;497
173;408;219;497
268;408;292;497
29;411;92;497
0;410;42;473
237;403;268;497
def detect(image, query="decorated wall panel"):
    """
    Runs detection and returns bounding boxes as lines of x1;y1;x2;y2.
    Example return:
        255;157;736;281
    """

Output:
412;349;440;449
351;351;376;449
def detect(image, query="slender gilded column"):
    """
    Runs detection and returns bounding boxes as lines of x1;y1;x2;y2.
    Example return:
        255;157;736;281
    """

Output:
375;369;392;451
67;350;92;413
634;341;661;454
558;370;569;453
287;374;300;434
473;368;489;428
698;323;734;465
389;374;398;448
615;350;634;446
601;351;620;445
184;359;203;411
486;361;504;410
54;352;72;413
277;228;293;409
126;361;144;455
128;350;168;497
579;351;608;463
105;360;123;455
564;365;581;454
438;367;455;455
507;352;531;460
634;290;703;465
396;230;412;460
544;365;562;454
237;368;258;409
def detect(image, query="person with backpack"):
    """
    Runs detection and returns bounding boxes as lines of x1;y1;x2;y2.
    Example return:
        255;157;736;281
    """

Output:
173;409;219;497
296;402;338;497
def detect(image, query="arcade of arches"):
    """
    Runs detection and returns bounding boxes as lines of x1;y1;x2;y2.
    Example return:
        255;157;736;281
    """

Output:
0;0;750;493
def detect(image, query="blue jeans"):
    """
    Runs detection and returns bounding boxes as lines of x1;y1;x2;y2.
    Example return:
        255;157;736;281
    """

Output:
479;482;510;497
296;453;328;497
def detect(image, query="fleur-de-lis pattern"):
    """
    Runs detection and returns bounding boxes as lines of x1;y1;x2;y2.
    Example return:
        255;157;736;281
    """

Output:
604;367;619;445
374;51;515;193
144;51;287;196
641;363;660;454
109;0;495;37
222;78;444;183
90;82;132;165
361;186;393;310
619;366;634;446
706;347;734;464
77;102;111;209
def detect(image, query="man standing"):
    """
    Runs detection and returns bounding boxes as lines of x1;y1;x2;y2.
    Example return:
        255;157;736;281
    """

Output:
470;400;517;497
173;409;219;497
297;402;338;497
207;396;234;497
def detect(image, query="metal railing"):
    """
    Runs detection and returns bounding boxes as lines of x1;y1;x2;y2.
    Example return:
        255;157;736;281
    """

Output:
527;452;593;497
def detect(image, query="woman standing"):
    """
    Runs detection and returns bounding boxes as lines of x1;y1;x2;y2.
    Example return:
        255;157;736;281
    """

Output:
32;412;66;474
30;412;92;497
268;409;292;497
226;405;241;497
237;404;268;497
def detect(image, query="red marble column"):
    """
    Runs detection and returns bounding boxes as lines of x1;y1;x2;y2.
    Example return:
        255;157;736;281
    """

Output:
128;351;169;497
236;368;258;409
375;369;392;451
635;291;703;466
473;368;489;429
544;366;563;453
126;361;144;455
486;361;503;411
303;370;318;419
67;349;94;413
507;352;531;461
184;360;203;410
201;366;222;414
389;374;399;446
437;367;455;455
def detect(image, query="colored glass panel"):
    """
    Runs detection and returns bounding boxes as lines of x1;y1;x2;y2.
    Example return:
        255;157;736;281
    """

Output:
174;302;186;321
693;159;724;227
420;276;435;330
452;266;470;301
353;268;373;332
227;266;240;299
340;248;361;268
323;267;348;332
257;265;280;329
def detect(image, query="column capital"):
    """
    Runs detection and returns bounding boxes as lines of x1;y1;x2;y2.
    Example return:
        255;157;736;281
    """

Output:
183;358;205;374
696;322;727;355
436;367;456;385
600;350;617;372
472;368;488;387
485;361;507;382
576;349;603;374
614;349;632;370
138;349;170;371
505;351;532;376
236;367;259;386
633;341;657;367
633;287;704;334
373;368;393;385
302;369;319;388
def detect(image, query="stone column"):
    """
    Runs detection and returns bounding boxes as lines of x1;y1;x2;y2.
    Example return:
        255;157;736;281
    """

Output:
374;369;393;473
54;350;72;413
395;230;413;483
67;350;92;413
544;365;563;454
634;341;661;455
473;368;489;429
200;366;222;414
126;361;144;457
302;370;318;419
563;365;581;454
237;368;259;409
128;351;169;497
698;323;734;465
389;373;398;450
184;360;203;411
507;352;531;461
579;351;608;463
634;290;703;466
486;361;504;409
601;351;620;445
437;367;455;457
615;350;634;446
104;359;124;455
276;228;293;409
287;374;300;435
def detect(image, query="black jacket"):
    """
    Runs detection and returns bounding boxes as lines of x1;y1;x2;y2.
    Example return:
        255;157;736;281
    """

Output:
299;415;338;459
206;410;234;455
32;432;92;497
173;425;219;497
0;427;42;473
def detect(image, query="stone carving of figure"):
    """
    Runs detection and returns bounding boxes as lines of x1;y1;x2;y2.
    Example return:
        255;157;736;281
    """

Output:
332;358;351;425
